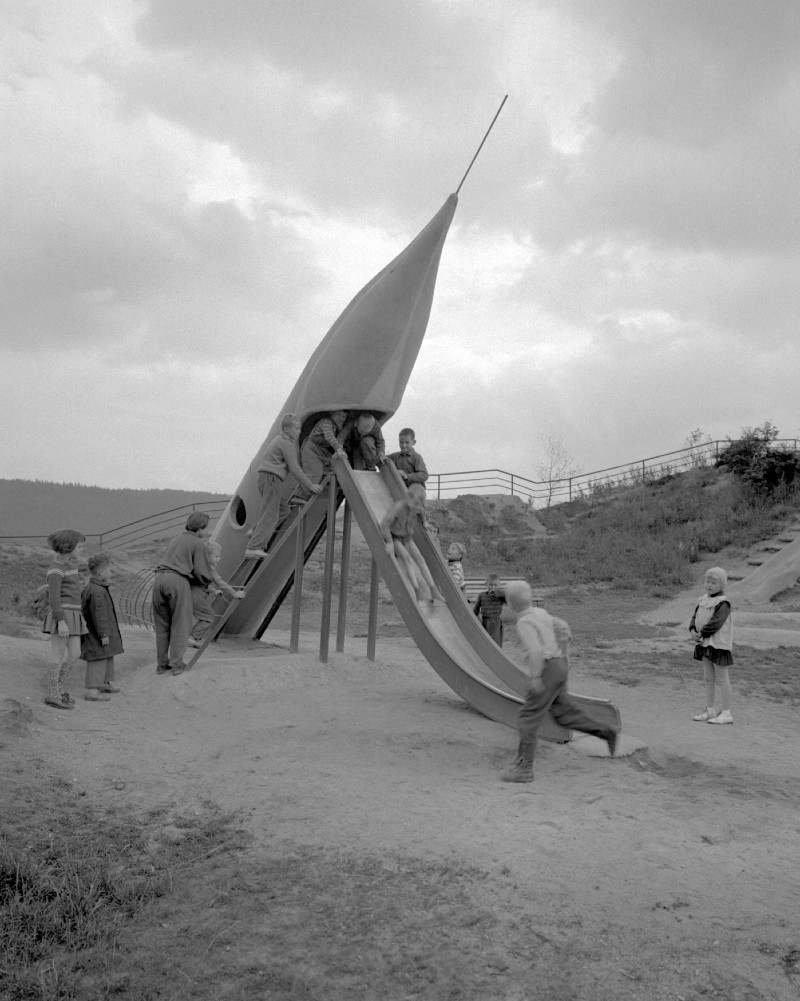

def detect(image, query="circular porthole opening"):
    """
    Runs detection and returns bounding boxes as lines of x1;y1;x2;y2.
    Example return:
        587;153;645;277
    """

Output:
230;495;247;527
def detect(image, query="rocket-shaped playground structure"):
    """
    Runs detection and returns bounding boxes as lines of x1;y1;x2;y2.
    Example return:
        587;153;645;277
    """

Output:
207;191;619;738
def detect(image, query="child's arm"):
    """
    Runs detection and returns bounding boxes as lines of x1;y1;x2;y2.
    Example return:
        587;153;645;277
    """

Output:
210;568;245;600
380;503;402;549
47;569;66;623
551;615;573;660
406;453;428;484
473;593;482;616
321;418;349;460
689;604;700;639
698;601;731;636
373;422;387;463
280;439;320;494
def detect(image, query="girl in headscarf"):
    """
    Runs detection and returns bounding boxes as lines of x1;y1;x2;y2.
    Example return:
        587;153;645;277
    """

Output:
689;567;734;724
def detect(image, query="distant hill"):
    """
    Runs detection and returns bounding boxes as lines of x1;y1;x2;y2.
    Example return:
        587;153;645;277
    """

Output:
0;479;228;537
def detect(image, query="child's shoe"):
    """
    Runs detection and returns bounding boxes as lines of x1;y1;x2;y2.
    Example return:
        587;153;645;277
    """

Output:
501;758;534;783
84;689;111;701
99;684;120;694
692;708;718;721
187;637;201;648
44;695;73;710
245;549;268;559
707;710;733;725
62;692;76;706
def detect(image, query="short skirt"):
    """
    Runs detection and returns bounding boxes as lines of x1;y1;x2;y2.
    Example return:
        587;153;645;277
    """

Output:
42;607;87;636
693;644;733;667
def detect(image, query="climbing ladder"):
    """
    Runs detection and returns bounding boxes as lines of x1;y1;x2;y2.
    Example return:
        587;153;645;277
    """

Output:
185;480;337;668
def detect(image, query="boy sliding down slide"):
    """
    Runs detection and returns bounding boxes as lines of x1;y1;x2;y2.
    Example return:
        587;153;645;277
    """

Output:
380;484;445;604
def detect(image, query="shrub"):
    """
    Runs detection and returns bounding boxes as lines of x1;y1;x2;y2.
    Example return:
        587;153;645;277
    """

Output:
716;421;800;496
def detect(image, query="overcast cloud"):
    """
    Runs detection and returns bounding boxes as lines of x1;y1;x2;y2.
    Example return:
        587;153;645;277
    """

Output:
2;0;799;493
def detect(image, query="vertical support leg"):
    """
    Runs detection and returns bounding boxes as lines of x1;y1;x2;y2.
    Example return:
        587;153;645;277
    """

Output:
367;556;379;662
319;474;338;663
289;509;305;654
336;501;352;653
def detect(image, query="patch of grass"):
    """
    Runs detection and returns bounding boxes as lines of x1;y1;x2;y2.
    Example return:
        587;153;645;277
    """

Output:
574;643;800;704
1;756;645;1001
0;609;28;638
512;469;800;595
0;757;247;1000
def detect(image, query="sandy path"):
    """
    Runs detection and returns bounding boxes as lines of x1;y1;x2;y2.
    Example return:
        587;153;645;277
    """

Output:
3;621;800;999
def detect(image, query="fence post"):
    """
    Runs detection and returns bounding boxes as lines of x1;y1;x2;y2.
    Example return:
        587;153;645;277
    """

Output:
436;474;441;500
510;474;514;497
568;477;572;502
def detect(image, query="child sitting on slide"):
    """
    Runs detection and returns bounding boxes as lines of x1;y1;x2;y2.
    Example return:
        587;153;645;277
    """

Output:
380;484;445;604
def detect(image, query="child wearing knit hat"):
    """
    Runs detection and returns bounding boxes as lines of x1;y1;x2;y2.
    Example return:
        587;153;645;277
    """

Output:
689;567;734;724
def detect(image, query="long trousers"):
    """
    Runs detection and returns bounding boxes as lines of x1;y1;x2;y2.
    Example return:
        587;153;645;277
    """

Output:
249;471;290;550
190;584;215;640
352;435;379;470
516;657;613;763
152;570;192;669
85;656;115;689
482;616;504;647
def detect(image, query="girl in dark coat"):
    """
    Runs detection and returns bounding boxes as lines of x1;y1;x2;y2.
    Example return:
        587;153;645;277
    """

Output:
80;552;124;701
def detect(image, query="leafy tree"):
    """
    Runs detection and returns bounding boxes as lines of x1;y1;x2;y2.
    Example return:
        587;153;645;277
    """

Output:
715;421;800;496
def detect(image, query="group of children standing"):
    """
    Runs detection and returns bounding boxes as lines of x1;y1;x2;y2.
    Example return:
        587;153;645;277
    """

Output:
39;417;736;757
41;530;122;709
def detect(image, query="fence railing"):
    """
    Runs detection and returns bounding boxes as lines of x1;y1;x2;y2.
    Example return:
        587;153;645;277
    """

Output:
426;439;800;505
0;499;229;549
2;439;798;548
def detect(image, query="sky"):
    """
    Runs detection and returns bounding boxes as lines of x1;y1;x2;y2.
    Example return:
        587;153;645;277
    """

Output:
2;0;799;494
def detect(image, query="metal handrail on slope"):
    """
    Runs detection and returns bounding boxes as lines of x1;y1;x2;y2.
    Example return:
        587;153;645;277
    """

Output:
3;438;799;547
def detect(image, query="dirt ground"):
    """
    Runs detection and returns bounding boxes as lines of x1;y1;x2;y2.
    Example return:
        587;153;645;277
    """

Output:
2;579;800;1000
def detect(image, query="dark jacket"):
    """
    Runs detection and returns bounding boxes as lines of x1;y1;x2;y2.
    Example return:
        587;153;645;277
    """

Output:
81;578;124;661
388;449;429;484
349;417;386;461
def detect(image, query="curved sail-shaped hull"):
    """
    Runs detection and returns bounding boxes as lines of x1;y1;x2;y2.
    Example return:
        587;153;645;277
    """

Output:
212;194;457;593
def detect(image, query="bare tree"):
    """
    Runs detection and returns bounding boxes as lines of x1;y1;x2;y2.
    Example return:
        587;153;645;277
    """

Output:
536;427;581;507
683;427;713;467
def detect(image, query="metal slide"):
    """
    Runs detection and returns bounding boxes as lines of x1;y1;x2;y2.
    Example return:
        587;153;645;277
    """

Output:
335;460;621;738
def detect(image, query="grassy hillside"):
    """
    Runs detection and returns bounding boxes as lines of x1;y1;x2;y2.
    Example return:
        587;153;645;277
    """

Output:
432;466;800;598
2;466;799;630
0;479;228;537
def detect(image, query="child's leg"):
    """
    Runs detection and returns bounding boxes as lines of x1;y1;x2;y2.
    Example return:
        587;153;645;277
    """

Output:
59;635;82;696
714;666;732;712
47;633;67;699
703;660;717;709
85;656;104;693
407;541;444;601
392;540;425;598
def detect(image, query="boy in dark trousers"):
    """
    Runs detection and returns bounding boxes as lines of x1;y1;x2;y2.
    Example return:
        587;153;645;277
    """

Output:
501;581;619;783
473;573;507;646
80;552;124;701
348;412;386;470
